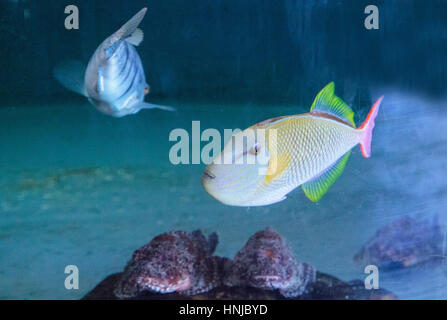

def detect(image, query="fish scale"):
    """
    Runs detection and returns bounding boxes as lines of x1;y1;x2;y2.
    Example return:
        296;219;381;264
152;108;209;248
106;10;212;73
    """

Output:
254;115;362;203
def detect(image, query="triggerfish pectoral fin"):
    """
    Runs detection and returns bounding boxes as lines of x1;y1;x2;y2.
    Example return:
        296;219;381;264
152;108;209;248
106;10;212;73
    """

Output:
264;153;291;183
358;96;383;158
310;82;356;127
302;151;351;202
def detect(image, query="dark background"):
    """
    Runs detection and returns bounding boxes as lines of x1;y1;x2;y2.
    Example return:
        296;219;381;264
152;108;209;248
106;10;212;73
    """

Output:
0;0;446;106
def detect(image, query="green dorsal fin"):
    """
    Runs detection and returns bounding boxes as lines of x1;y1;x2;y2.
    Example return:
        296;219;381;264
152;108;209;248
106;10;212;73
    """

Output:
302;151;351;202
310;82;356;128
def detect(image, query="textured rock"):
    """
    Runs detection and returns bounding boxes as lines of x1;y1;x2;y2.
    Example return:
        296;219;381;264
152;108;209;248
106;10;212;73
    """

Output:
83;271;397;300
224;228;315;298
83;228;398;300
114;230;224;298
354;216;444;269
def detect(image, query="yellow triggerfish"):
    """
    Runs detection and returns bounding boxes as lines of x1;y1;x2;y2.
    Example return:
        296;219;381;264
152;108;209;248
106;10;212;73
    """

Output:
202;82;383;206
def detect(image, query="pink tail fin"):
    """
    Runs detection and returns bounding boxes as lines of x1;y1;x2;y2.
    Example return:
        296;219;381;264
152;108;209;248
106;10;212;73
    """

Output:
358;96;383;158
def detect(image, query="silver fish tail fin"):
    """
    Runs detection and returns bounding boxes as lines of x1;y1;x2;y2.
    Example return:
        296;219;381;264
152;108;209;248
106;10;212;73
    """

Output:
53;59;87;97
140;102;176;112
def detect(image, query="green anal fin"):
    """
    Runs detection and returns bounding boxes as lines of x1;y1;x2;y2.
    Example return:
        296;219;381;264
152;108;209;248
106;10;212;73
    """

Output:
302;151;351;202
310;82;356;128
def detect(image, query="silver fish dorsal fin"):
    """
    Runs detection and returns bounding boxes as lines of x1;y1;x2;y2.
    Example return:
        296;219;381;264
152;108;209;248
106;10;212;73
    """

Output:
310;82;356;128
106;8;147;54
125;28;144;46
114;8;147;42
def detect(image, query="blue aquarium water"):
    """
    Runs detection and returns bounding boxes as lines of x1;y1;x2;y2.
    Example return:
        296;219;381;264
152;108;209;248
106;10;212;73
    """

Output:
0;0;446;299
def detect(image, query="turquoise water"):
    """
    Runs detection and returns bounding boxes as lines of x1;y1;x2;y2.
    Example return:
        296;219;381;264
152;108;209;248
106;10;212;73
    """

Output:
1;89;446;299
1;0;447;300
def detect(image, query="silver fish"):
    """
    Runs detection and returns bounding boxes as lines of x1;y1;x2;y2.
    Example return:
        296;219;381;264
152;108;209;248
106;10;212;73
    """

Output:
54;8;174;117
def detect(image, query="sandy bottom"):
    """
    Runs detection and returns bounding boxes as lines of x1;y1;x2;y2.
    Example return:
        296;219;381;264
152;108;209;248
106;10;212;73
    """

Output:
1;91;447;299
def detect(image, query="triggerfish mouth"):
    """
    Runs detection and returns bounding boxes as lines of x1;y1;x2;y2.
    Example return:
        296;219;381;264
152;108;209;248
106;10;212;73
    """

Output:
54;8;174;117
202;82;383;206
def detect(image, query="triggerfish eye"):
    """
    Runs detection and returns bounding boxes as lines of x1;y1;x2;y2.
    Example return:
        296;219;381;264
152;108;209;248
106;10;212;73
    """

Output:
252;144;261;155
